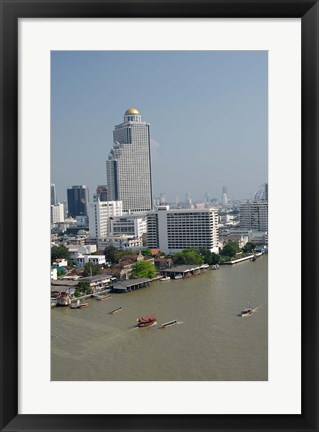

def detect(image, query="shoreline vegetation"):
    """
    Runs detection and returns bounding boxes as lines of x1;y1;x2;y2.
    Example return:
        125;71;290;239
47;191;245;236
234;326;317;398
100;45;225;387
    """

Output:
51;242;267;306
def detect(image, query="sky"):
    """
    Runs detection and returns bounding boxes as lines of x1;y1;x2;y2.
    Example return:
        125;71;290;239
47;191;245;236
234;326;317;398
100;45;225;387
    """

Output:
51;51;268;204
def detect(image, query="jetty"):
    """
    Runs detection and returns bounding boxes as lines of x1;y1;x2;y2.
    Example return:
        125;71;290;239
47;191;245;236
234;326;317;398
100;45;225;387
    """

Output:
221;252;263;265
160;264;209;279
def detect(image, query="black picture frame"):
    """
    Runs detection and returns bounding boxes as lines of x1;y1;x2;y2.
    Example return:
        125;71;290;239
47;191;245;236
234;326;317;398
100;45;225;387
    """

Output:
1;1;318;431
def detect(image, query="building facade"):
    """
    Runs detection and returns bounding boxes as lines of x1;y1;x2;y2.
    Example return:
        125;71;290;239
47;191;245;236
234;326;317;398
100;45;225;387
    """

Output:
89;195;123;241
67;185;89;218
106;108;153;213
147;206;219;254
51;203;64;223
51;183;57;205
239;201;268;231
96;185;108;201
109;214;147;238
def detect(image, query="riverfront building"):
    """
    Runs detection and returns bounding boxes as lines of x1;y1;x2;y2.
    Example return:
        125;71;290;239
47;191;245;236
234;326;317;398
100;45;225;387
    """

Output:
89;195;123;241
67;185;89;218
106;108;153;213
147;206;219;254
239;201;268;231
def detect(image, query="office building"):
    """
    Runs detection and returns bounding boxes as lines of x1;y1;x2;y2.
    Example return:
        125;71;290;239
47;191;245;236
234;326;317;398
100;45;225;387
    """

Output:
106;107;153;213
51;184;57;205
96;185;108;202
109;214;147;238
67;185;89;218
147;206;219;254
239;201;268;231
254;183;268;201
222;185;228;205
51;203;64;224
89;195;123;241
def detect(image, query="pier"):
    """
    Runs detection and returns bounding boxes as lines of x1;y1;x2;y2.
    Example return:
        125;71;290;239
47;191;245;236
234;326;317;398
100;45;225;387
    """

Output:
220;252;263;265
161;264;209;279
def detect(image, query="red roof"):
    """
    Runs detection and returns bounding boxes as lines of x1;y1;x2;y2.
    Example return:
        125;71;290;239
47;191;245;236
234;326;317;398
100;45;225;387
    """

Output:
138;314;156;324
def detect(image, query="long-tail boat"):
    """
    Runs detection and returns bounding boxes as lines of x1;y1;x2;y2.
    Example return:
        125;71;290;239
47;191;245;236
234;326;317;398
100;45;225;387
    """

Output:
137;314;156;327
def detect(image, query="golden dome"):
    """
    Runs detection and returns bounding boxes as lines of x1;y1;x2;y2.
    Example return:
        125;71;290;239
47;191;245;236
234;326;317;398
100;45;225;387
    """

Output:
125;107;140;115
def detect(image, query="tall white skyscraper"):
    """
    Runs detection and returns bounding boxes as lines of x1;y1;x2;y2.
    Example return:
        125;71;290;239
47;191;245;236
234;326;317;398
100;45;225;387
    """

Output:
106;108;153;213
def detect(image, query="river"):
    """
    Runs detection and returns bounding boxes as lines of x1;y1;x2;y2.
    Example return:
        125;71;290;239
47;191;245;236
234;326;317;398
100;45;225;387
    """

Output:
51;255;267;381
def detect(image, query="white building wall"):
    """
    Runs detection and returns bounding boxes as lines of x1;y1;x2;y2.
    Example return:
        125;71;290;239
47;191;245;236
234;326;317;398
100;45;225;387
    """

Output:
89;196;123;240
147;206;219;254
51;203;65;223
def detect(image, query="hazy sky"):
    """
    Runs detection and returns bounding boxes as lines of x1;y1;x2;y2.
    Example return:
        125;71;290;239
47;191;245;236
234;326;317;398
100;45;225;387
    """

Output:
51;51;268;204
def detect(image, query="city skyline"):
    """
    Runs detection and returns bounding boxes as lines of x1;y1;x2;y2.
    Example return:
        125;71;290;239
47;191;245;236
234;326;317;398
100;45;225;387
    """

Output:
51;51;268;203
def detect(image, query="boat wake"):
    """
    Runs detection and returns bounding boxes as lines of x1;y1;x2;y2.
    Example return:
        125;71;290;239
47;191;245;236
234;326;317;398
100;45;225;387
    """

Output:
253;304;264;312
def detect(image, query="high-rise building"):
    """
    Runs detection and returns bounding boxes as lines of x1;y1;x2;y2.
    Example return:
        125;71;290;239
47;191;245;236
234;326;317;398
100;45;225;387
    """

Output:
222;185;228;205
106;107;153;213
51;203;64;223
67;185;89;218
96;185;108;202
147;206;219;254
239;201;268;231
89;195;123;241
51;184;57;205
254;183;268;201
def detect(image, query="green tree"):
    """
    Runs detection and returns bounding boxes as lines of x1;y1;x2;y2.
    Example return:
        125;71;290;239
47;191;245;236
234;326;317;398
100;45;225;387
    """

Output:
77;281;92;295
221;241;240;258
74;289;81;298
142;249;152;256
130;261;156;279
211;252;221;265
104;245;125;264
83;263;100;277
173;249;204;265
51;245;70;264
242;242;256;253
198;248;213;264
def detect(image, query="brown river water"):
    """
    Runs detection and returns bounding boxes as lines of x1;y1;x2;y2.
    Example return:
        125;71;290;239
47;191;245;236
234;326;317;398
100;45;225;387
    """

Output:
51;255;267;381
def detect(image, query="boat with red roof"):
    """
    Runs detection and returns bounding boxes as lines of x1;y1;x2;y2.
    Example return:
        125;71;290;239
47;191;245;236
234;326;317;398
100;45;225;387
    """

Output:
137;314;157;327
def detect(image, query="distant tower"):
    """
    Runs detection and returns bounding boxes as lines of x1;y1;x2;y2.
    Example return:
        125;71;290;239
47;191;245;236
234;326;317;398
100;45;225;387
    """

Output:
106;107;153;213
96;185;108;202
254;183;268;201
67;185;89;218
159;193;166;205
222;186;228;204
51;183;57;205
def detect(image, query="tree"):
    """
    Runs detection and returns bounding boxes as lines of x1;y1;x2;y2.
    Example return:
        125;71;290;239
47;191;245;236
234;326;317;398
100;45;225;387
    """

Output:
172;249;204;265
77;281;92;295
83;263;100;277
211;253;221;265
242;242;256;253
51;245;70;264
130;261;156;279
142;249;152;256
221;241;240;258
104;245;125;264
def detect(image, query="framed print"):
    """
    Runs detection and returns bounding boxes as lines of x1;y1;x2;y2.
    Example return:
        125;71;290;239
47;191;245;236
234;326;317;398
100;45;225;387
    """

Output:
0;0;318;431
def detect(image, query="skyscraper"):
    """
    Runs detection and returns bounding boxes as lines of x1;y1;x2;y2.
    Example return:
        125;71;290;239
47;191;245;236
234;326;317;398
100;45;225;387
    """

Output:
96;185;108;201
67;185;89;218
106;107;153;213
51;183;57;205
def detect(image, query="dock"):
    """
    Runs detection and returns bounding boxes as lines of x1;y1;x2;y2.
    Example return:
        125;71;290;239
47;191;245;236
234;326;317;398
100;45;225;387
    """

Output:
220;252;263;265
